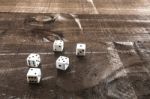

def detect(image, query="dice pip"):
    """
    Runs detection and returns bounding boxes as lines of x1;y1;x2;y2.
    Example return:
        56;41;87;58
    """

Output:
27;68;42;83
76;43;86;56
53;40;64;52
26;53;41;67
56;56;69;70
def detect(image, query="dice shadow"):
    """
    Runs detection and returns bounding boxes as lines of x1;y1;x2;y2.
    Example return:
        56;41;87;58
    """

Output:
28;82;42;89
53;50;65;57
28;63;42;69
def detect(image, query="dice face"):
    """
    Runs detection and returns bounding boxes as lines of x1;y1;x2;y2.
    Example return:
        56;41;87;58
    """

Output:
27;53;41;67
27;68;41;83
76;43;86;56
53;40;64;52
27;76;38;83
56;56;69;70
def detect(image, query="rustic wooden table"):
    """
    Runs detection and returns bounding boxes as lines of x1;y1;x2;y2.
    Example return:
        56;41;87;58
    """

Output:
0;0;150;99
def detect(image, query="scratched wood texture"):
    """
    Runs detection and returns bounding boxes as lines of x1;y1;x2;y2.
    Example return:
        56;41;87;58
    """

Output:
0;0;150;99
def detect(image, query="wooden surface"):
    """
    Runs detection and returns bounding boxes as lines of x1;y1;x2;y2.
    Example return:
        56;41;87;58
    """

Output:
0;0;149;14
0;0;150;99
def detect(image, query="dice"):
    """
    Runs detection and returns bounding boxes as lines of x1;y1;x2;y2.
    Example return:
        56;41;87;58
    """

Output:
76;43;86;56
53;40;64;52
56;56;69;70
26;53;41;67
27;68;42;83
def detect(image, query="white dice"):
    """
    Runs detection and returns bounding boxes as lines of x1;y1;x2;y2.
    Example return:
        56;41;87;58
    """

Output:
26;53;41;67
53;40;64;52
76;43;86;56
27;68;42;83
56;56;69;70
